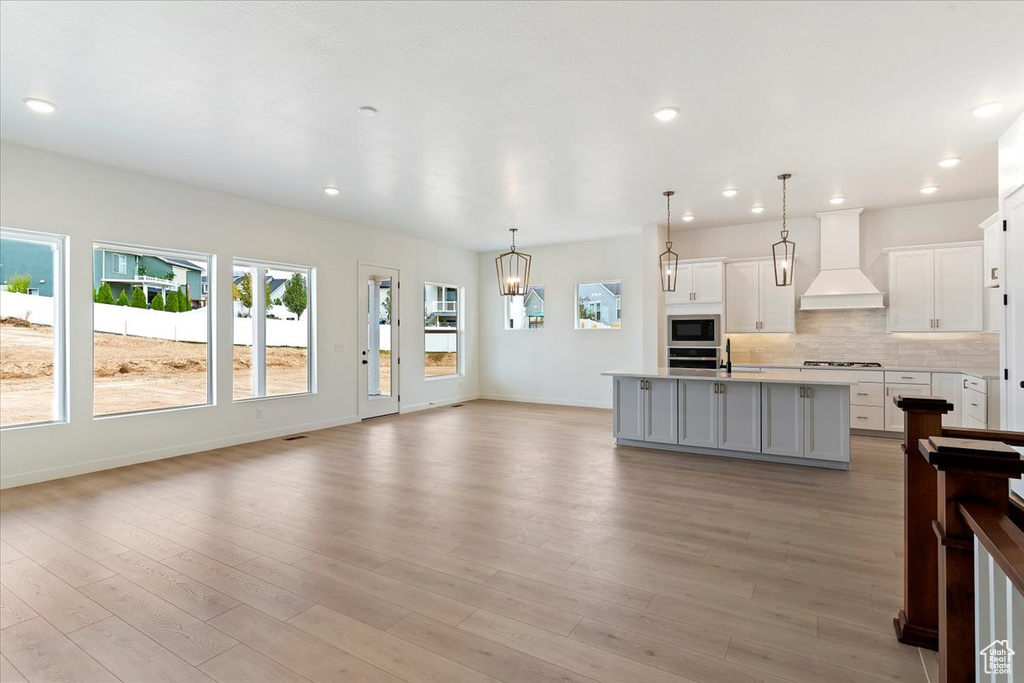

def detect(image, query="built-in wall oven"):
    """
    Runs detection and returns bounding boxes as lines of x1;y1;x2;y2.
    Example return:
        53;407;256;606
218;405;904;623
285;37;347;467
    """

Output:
667;347;720;369
668;315;720;347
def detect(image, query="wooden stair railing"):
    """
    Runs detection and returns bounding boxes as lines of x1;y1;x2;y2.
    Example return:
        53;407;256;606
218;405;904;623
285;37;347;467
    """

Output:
919;436;1024;682
893;396;1024;651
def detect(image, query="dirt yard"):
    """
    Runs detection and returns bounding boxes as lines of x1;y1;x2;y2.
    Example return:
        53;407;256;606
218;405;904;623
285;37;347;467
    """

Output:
1;321;308;425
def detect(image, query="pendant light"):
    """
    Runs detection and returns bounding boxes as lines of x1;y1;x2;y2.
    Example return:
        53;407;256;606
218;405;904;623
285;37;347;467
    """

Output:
495;228;531;296
772;173;796;286
660;191;680;292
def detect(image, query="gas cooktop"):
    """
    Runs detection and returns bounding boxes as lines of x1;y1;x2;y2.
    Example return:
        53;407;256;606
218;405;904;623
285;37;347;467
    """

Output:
803;361;883;368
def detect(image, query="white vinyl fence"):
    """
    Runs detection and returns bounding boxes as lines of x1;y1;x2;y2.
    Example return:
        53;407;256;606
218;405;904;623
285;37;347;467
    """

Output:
1;291;308;348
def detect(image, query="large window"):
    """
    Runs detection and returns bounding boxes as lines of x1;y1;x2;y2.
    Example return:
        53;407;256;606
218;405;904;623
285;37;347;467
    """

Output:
424;282;460;378
233;260;313;400
576;280;622;329
505;284;544;330
1;228;67;428
93;243;211;417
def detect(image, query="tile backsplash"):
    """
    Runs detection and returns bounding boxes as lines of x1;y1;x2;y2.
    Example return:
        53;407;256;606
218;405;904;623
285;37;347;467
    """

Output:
727;309;999;371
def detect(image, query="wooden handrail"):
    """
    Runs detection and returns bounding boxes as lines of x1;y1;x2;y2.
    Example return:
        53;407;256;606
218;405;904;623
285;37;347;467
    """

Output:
958;500;1024;594
942;427;1024;447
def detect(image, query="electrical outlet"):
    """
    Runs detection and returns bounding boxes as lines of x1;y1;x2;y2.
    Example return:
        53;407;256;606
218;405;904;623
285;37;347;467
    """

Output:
256;408;263;420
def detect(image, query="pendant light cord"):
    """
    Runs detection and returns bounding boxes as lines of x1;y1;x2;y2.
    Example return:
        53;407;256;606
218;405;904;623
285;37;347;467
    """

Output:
663;190;674;249
778;173;791;240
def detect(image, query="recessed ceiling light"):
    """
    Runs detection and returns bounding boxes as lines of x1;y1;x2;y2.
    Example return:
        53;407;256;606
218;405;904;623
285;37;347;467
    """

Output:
357;106;378;116
23;97;56;114
939;157;961;168
971;101;1003;118
323;186;340;196
751;206;765;214
722;188;738;198
681;214;695;222
654;107;679;122
920;185;939;195
829;196;846;205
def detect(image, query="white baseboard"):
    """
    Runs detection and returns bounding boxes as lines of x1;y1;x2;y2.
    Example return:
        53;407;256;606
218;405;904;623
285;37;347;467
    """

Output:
479;393;613;409
0;415;360;490
401;394;480;414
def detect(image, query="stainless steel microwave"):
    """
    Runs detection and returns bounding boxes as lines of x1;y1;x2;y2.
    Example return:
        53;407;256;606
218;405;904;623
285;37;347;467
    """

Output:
667;315;720;347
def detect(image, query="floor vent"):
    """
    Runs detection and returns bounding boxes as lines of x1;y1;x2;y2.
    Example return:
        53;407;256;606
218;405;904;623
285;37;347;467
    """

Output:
283;435;308;441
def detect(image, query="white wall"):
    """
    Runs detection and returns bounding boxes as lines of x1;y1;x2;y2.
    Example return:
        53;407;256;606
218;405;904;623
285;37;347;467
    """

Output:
478;234;656;408
0;142;480;488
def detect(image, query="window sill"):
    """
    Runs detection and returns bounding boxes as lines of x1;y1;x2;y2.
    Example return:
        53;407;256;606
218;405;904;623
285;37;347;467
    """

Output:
233;391;315;404
93;401;212;421
1;418;69;432
424;374;462;382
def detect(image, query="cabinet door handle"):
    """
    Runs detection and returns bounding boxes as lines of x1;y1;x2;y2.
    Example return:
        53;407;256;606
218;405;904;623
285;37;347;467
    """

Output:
856;392;869;396
856;416;869;420
935;318;939;328
719;383;725;394
901;376;914;380
992;267;998;279
806;387;812;399
799;386;805;398
970;403;978;407
964;379;968;389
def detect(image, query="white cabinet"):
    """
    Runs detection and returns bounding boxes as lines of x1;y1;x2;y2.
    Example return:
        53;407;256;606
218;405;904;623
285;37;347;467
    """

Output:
931;372;963;428
613;377;678;444
981;212;1003;288
888;244;983;332
725;260;795;333
678;380;760;453
762;383;849;461
665;260;724;304
962;376;988;430
884;383;932;432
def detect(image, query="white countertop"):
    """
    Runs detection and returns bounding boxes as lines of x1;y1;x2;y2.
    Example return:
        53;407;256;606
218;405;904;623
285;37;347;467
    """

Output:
732;362;999;380
601;368;858;386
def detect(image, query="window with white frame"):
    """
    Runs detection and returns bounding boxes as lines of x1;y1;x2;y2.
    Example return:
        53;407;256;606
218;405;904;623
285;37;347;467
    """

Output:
233;260;313;400
93;242;211;417
576;280;622;329
505;284;544;330
0;227;67;428
424;282;460;377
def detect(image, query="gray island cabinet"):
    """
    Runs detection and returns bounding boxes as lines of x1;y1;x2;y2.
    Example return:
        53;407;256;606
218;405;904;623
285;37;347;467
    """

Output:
603;369;854;470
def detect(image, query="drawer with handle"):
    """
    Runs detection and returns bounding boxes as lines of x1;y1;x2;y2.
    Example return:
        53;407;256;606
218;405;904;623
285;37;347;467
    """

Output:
850;405;884;430
884;371;930;385
963;375;987;394
965;392;988;424
850;382;884;407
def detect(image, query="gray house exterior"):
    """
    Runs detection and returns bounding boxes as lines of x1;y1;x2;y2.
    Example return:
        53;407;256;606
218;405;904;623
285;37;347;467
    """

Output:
577;281;621;326
0;237;55;296
524;286;544;327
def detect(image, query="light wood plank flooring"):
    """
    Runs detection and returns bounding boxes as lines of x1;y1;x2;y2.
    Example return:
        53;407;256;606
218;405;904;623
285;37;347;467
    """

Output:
0;400;925;682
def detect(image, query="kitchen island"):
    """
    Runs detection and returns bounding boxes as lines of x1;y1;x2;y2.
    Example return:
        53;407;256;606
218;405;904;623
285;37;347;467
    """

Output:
602;369;858;469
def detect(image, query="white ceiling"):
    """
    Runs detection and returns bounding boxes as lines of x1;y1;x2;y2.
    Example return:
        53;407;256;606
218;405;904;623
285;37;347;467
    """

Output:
1;1;1022;251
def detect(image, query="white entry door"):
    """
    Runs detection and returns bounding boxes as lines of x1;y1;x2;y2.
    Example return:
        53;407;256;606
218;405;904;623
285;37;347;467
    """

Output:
358;264;399;419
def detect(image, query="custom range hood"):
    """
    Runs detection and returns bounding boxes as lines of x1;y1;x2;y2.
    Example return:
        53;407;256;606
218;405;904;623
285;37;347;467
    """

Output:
800;207;885;311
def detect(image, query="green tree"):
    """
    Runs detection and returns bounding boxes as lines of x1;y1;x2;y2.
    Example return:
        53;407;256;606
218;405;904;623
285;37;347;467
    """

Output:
383;288;392;324
130;287;147;309
97;282;115;305
150;292;165;311
136;264;148;277
6;274;31;294
178;289;191;311
165;291;179;312
282;273;308;320
93;286;99;303
233;273;271;311
116;290;129;306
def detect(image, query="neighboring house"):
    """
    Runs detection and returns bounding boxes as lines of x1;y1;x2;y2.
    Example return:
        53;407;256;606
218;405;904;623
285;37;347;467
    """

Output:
577;281;621;326
524;286;544;328
425;283;458;327
0;236;55;296
92;248;205;307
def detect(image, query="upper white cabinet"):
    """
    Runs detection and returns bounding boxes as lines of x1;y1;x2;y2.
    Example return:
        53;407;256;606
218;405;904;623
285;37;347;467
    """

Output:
887;244;983;332
981;212;1004;288
665;260;724;305
725;259;795;333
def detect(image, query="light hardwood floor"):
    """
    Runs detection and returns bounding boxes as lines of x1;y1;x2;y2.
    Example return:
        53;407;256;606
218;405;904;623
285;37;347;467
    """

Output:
0;400;925;682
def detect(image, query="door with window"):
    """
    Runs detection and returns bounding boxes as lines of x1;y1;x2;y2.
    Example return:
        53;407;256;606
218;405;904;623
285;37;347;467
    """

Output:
358;264;399;418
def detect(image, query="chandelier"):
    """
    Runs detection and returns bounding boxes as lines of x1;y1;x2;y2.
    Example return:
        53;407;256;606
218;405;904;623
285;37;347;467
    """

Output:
772;173;796;286
660;191;680;292
495;228;531;296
